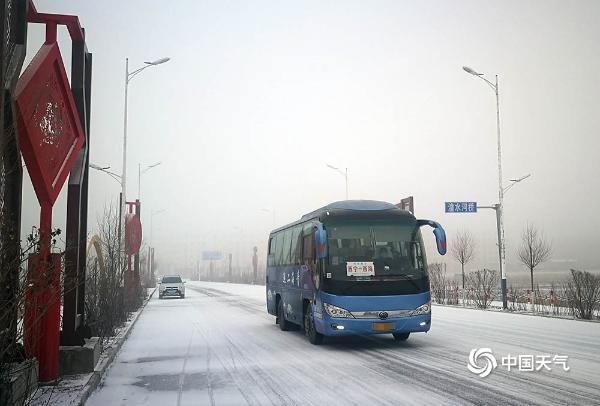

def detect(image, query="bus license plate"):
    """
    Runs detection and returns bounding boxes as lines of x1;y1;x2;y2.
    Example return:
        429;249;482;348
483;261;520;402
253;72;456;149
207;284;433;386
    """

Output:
373;322;395;331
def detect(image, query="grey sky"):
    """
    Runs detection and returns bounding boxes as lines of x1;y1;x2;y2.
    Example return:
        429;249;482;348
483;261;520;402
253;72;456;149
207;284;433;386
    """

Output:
21;0;600;276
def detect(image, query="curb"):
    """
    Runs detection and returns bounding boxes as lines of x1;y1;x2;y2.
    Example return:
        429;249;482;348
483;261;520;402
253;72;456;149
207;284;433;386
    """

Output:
77;287;156;405
432;302;600;323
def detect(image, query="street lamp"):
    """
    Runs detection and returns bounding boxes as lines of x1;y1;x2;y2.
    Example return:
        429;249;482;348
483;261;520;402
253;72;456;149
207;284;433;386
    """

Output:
121;56;170;270
463;65;509;309
326;164;348;200
505;174;531;194
138;161;162;200
89;163;122;185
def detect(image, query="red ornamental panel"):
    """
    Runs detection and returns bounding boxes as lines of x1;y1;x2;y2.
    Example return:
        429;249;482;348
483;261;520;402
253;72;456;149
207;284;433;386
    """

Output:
14;42;85;205
126;213;142;255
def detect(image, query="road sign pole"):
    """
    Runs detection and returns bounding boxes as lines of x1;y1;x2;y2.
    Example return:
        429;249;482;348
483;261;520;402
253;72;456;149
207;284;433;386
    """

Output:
495;204;507;309
477;204;507;309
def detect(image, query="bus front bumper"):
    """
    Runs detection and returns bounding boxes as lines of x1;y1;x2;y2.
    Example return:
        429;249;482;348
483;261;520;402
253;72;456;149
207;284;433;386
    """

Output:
314;313;431;336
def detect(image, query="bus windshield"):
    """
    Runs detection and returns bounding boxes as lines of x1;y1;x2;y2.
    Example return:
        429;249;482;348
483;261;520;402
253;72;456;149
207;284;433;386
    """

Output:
324;219;428;295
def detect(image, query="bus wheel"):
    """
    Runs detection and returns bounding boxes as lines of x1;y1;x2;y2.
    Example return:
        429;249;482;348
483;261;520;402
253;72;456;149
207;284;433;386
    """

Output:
278;300;290;331
304;305;323;345
393;332;410;341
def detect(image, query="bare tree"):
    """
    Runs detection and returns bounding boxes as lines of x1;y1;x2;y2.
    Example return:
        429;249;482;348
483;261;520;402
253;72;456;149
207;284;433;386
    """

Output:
428;263;447;304
518;223;552;303
565;269;600;320
0;227;63;406
85;203;129;340
467;269;499;309
450;229;475;289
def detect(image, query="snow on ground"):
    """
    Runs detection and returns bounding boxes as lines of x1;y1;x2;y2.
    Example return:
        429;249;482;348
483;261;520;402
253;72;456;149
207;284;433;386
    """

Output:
85;281;600;406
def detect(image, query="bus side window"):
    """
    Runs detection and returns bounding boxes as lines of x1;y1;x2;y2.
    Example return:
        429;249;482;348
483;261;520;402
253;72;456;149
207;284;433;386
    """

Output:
303;233;319;289
303;234;313;261
291;226;302;265
267;237;275;267
274;233;284;266
282;229;292;265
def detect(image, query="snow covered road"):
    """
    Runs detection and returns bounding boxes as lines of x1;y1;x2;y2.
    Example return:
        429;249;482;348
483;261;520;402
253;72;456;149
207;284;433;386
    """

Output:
86;281;600;406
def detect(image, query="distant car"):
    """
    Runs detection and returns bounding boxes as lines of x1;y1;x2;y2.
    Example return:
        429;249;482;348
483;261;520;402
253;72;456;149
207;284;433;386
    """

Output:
159;275;185;299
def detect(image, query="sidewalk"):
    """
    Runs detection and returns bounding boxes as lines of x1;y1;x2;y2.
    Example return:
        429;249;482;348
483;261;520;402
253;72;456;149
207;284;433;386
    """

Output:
27;288;156;406
432;299;600;323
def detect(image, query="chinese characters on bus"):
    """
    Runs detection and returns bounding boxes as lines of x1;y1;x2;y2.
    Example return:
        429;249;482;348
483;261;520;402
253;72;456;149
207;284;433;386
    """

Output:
346;262;375;277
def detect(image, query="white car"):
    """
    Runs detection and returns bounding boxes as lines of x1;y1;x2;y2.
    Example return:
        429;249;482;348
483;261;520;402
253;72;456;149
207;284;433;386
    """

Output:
159;275;186;299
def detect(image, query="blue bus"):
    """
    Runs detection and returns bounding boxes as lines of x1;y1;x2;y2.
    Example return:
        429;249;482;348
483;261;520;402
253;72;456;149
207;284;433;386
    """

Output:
265;200;447;344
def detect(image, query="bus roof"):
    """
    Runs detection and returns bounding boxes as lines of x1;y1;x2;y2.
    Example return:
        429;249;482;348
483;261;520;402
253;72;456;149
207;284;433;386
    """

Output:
270;200;414;234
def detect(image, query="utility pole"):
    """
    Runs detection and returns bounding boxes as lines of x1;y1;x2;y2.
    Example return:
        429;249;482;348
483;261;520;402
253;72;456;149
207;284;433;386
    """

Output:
252;246;258;284
463;66;507;309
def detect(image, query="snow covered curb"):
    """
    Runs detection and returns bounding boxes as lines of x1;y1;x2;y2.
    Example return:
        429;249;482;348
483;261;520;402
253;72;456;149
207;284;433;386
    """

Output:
432;302;600;323
78;288;156;405
28;288;156;406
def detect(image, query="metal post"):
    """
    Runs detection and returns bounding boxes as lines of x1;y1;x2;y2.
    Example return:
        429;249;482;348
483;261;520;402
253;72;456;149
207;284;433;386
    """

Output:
63;178;82;345
148;245;154;287
134;199;141;297
228;253;232;282
151;248;155;282
78;50;93;336
494;75;508;310
121;58;128;275
252;246;258;284
494;204;506;306
35;202;60;381
478;204;506;309
465;67;508;310
62;36;90;346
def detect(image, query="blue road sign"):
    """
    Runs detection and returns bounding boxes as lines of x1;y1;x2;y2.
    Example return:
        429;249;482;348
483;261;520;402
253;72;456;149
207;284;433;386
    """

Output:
445;202;477;213
202;251;223;260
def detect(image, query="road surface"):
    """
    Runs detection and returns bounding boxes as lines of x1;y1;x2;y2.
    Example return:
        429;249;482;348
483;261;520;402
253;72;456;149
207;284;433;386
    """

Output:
86;281;600;406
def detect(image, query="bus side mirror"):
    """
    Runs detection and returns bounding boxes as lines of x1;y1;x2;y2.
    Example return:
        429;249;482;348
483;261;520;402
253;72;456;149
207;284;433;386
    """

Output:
314;224;328;259
417;220;447;255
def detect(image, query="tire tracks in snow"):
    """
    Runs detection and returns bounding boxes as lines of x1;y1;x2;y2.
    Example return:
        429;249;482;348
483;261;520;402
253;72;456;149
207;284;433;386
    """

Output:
176;331;195;406
188;284;600;406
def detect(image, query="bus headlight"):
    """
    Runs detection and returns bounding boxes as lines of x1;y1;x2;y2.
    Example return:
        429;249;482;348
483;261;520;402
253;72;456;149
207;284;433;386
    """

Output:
413;301;431;315
323;303;354;318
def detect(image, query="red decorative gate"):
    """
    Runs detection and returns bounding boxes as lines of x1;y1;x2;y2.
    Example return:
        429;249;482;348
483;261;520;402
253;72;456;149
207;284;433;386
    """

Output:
13;1;91;382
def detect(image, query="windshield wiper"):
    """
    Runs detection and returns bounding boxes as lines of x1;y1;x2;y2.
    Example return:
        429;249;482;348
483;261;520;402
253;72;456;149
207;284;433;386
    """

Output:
394;274;421;291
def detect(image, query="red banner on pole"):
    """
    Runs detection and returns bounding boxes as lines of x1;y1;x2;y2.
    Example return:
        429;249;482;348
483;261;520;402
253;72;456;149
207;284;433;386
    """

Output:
125;213;142;255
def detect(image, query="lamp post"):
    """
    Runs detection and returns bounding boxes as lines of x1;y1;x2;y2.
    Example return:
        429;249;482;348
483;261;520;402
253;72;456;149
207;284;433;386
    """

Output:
121;57;170;270
89;163;122;185
138;161;161;200
505;174;531;194
463;65;510;308
326;164;348;200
